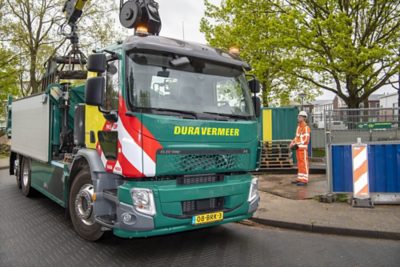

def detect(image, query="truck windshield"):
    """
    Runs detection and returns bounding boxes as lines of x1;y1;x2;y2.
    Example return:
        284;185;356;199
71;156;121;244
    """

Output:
126;52;255;120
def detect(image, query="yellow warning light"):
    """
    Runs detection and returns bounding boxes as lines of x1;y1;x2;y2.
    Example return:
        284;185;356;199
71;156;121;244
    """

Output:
229;46;240;56
136;25;149;35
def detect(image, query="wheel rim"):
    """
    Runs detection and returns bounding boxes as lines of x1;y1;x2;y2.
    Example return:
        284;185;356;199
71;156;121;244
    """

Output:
22;162;29;187
75;184;95;226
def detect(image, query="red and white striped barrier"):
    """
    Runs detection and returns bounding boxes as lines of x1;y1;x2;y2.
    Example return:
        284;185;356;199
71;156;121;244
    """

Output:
351;139;373;207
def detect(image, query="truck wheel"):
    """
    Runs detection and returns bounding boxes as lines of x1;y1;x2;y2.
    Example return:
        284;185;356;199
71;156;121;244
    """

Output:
21;157;34;197
69;169;104;241
16;158;21;189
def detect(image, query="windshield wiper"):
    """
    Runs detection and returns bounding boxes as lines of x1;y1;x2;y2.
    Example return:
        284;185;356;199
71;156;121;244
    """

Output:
202;112;252;120
132;107;198;119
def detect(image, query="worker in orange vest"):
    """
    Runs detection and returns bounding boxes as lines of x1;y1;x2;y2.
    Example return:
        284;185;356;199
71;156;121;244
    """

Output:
290;111;311;186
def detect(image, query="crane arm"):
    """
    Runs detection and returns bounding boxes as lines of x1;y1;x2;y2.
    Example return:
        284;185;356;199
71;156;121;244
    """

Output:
62;0;89;25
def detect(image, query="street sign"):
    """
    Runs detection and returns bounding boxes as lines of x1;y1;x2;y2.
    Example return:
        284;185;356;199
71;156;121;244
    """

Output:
357;122;393;129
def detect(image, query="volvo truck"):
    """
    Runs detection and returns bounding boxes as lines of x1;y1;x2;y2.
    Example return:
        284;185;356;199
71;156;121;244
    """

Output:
8;0;261;241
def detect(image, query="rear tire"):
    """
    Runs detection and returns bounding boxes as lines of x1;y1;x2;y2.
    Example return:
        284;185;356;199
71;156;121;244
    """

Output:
69;169;104;241
20;157;33;197
16;157;22;189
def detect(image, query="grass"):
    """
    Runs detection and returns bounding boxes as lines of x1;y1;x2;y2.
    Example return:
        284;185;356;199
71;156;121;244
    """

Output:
0;149;9;159
312;148;326;157
0;143;10;159
335;193;350;203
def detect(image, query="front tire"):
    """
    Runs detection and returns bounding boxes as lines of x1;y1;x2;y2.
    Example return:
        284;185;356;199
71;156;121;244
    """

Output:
69;169;104;241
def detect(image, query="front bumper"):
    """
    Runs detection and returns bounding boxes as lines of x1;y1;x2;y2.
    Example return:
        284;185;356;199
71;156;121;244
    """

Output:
112;173;259;238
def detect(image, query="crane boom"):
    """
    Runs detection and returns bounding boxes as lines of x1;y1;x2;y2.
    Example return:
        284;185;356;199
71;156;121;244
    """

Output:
62;0;88;25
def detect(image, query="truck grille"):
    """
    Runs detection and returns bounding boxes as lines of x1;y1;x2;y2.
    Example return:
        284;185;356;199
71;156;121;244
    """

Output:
182;197;224;215
177;174;224;185
156;149;250;174
179;154;235;172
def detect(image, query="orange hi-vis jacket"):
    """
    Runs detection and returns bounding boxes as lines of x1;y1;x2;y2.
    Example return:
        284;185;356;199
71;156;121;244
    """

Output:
291;121;311;150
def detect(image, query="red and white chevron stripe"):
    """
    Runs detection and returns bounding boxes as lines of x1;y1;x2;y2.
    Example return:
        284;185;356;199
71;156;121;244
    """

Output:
95;96;162;178
352;144;370;199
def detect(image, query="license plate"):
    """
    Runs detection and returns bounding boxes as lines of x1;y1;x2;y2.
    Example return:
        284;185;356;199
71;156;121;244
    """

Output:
192;211;224;225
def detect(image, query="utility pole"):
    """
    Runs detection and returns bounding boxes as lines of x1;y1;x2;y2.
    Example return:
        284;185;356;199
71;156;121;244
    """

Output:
299;92;306;111
182;21;185;41
395;48;400;128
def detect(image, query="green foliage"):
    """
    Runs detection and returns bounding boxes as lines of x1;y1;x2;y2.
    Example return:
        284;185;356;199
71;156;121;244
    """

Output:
200;0;320;106
282;0;400;108
0;47;20;116
0;0;118;96
201;0;400;108
0;0;19;114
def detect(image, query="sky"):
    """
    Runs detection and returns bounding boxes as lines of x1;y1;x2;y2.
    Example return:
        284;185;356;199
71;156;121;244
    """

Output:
154;0;397;100
157;0;220;44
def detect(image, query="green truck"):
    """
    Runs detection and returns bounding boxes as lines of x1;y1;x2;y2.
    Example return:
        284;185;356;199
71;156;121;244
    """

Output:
7;0;261;241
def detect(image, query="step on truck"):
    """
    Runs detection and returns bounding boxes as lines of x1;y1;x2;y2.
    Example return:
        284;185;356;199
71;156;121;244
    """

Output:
7;0;261;241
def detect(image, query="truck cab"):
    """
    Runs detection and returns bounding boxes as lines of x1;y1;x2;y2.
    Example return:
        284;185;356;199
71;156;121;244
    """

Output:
73;34;261;239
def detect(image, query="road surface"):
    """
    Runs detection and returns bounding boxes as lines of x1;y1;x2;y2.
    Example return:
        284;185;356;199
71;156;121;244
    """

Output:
0;169;398;266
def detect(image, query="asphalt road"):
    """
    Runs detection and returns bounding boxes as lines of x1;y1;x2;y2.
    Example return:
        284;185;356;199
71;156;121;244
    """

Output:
0;169;399;267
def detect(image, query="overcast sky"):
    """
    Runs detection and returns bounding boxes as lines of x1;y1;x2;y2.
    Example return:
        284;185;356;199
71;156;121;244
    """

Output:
157;0;220;44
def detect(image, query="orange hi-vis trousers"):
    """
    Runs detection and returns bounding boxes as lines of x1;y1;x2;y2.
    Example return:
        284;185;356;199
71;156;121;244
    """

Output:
296;148;309;183
291;121;311;183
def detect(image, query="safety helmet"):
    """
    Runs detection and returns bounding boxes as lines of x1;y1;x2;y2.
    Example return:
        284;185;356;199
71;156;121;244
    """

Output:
298;111;308;118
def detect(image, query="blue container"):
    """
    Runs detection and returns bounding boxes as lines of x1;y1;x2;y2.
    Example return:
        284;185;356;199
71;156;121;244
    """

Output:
331;143;400;192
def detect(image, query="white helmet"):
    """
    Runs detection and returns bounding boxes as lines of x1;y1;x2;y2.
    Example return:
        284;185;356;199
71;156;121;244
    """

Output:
298;111;308;118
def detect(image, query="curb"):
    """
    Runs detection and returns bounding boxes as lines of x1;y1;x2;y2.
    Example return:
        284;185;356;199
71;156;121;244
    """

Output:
250;217;400;241
254;168;326;175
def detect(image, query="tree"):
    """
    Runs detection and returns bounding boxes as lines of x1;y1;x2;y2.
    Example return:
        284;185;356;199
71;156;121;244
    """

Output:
280;0;400;108
201;0;400;108
0;1;20;115
200;0;320;106
0;0;118;95
200;0;310;106
0;47;20;116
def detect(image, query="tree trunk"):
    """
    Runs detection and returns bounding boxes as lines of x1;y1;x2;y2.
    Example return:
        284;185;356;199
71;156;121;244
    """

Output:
345;95;360;129
262;81;269;107
29;52;39;95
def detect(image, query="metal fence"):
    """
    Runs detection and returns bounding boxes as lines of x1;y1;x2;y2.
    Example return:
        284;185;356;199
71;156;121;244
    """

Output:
324;108;400;198
325;108;400;144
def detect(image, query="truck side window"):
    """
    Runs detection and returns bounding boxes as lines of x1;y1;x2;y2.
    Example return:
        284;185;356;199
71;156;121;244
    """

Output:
103;60;120;111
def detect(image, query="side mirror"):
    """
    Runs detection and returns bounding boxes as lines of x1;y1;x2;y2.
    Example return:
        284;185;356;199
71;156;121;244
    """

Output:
87;53;107;73
248;78;261;94
103;110;118;122
85;77;105;106
252;96;261;118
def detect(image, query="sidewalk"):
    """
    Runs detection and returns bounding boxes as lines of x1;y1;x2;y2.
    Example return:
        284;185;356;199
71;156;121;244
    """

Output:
252;173;400;240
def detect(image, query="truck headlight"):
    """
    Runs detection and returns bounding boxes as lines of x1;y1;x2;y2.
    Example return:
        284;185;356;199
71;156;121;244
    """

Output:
248;178;259;202
131;188;156;216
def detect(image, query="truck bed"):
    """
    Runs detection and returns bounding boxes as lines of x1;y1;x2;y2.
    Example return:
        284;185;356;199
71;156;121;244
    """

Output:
11;94;50;162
